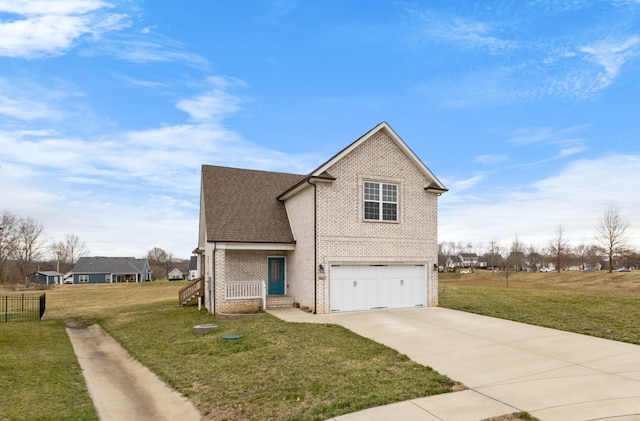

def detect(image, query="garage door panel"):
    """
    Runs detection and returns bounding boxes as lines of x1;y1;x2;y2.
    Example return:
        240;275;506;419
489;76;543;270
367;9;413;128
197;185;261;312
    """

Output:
331;265;426;312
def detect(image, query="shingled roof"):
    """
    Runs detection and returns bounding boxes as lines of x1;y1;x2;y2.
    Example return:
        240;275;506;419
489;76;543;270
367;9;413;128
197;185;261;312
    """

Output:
74;257;148;274
201;165;306;243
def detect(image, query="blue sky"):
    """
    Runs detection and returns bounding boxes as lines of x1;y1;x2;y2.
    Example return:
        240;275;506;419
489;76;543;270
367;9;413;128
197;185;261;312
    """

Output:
1;0;640;258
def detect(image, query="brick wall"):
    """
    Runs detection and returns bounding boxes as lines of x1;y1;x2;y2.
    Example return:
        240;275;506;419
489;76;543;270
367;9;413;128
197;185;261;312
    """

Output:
209;248;289;314
314;130;439;313
284;186;316;310
202;127;441;315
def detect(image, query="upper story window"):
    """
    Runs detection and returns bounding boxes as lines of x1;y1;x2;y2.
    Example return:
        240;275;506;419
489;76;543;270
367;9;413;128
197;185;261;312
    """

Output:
364;181;398;221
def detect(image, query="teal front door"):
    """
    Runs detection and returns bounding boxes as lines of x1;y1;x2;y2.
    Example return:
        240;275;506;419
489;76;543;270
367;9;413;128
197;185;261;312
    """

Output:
268;257;285;295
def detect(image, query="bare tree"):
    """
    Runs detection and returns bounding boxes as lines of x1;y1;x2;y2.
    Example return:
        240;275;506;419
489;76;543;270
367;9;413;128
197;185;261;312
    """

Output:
549;225;569;273
63;234;89;265
13;217;45;281
147;247;174;279
596;206;630;273
0;211;19;283
488;239;499;272
527;244;542;271
575;238;590;271
50;241;66;272
509;234;524;272
50;234;89;272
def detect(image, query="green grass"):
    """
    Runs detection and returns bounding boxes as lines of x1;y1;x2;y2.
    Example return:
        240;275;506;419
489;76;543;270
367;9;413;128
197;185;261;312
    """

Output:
102;300;455;420
0;320;97;421
2;282;458;421
440;274;640;345
8;271;638;421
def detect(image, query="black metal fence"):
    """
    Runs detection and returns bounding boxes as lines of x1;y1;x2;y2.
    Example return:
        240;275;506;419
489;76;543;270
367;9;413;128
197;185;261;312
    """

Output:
0;294;46;322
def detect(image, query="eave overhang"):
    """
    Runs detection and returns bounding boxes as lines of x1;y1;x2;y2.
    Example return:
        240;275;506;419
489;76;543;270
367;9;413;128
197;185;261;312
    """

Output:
210;241;296;251
277;173;336;201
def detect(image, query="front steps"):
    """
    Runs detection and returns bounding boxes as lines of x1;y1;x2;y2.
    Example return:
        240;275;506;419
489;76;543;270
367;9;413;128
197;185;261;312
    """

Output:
266;295;295;309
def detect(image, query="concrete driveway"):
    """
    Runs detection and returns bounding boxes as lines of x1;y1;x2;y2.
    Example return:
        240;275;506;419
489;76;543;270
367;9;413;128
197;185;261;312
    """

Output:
269;307;640;420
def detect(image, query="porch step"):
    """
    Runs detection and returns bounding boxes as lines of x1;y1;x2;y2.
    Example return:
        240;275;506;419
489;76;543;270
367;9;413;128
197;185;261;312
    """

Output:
266;295;295;309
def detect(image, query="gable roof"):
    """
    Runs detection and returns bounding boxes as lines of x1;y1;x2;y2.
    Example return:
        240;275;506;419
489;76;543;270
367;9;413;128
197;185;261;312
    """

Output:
201;122;447;244
30;271;63;277
201;165;306;243
311;122;447;190
74;257;149;274
279;122;447;200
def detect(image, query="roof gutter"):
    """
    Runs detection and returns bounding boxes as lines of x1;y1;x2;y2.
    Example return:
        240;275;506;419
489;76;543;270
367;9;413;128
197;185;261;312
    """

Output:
425;185;449;196
278;174;336;201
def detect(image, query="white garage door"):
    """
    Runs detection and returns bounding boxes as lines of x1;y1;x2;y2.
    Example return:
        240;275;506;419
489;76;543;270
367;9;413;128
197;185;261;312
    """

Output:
330;265;426;312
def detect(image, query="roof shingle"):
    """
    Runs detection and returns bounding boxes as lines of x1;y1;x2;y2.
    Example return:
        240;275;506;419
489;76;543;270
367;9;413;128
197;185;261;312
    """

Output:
74;257;148;274
202;165;306;243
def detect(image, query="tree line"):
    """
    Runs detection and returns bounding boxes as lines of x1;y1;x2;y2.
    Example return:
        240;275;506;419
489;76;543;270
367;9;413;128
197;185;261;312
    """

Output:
439;206;637;274
146;246;191;280
0;210;90;283
1;210;188;283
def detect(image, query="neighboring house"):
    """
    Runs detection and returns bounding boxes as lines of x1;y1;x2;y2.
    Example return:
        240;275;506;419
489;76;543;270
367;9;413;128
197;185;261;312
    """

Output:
476;256;488;269
72;257;152;284
188;256;198;280
194;122;447;315
28;271;63;285
168;268;185;280
458;253;479;268
445;256;461;271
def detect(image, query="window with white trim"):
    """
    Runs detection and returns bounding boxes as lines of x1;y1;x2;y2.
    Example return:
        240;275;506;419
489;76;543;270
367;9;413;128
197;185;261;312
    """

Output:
364;181;398;221
79;275;89;283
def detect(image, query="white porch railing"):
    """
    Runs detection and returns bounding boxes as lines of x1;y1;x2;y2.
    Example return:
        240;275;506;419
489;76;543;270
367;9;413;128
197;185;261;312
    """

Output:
225;281;266;310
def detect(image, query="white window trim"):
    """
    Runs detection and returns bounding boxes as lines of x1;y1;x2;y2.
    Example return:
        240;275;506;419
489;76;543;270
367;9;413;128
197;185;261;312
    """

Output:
79;275;89;283
363;181;399;222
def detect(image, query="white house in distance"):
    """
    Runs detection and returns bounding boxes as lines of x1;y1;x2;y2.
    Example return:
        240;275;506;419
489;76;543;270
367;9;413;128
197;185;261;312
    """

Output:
192;122;447;315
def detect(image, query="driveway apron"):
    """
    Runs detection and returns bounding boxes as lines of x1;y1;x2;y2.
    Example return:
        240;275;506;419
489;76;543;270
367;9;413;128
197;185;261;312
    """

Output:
66;323;200;421
269;307;640;420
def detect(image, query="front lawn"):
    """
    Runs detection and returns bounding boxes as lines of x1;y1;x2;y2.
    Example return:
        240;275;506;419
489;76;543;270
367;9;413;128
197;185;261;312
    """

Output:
2;282;458;421
101;299;456;420
0;320;97;421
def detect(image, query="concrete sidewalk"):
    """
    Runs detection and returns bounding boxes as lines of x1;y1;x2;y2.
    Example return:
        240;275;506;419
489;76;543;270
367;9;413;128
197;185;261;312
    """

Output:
268;307;640;420
67;322;201;421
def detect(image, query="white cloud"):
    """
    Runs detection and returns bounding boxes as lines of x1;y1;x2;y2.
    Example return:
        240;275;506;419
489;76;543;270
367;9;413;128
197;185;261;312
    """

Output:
408;3;640;104
0;0;106;15
475;154;508;165
0;0;129;58
98;37;208;65
447;175;485;193
401;5;515;53
0;94;60;120
176;77;248;122
579;36;640;91
0;77;78;121
440;154;640;249
0;77;321;257
507;126;585;146
0;120;318;257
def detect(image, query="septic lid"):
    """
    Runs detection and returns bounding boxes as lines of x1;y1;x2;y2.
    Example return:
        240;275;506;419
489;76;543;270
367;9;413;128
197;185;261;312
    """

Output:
193;324;218;334
222;333;243;341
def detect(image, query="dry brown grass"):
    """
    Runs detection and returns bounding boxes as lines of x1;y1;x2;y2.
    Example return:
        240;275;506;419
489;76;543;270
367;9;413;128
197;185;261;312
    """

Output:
440;270;640;345
440;269;640;294
43;280;183;321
